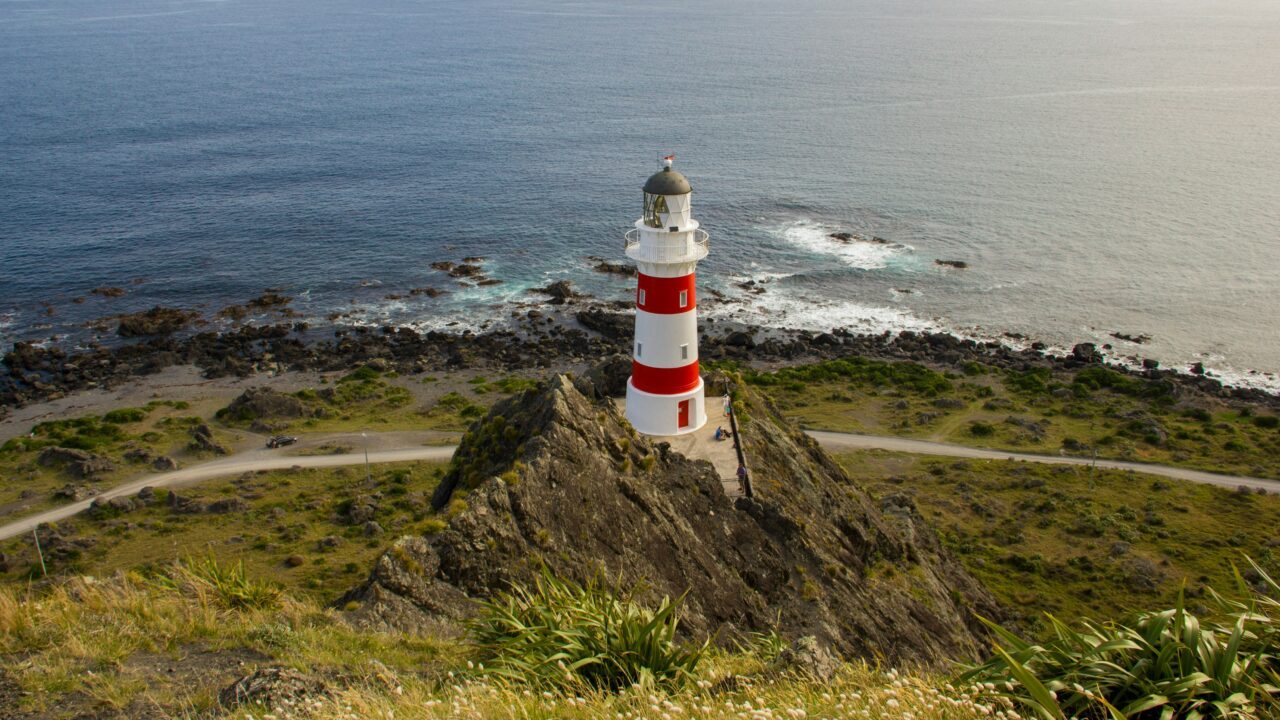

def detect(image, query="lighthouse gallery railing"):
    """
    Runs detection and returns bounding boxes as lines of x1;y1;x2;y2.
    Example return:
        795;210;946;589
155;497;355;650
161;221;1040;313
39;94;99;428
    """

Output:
623;228;709;263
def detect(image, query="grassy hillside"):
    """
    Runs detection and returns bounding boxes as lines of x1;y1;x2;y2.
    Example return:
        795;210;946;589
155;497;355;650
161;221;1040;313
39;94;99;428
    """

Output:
837;450;1280;633
0;568;1001;720
0;460;448;601
740;358;1280;479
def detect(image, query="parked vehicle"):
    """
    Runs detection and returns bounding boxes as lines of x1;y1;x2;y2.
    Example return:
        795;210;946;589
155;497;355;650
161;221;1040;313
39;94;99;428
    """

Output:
267;435;298;449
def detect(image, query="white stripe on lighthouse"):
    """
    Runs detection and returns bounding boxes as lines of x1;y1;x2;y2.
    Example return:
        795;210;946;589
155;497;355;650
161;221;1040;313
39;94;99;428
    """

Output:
633;309;699;369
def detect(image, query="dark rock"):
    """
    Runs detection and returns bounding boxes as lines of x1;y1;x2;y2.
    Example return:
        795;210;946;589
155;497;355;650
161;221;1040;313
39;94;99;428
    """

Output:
1142;358;1160;370
1191;362;1206;375
91;286;127;298
1111;332;1150;345
934;259;968;269
724;331;756;349
218;667;327;709
576;309;632;341
152;456;179;471
137;486;156;501
532;280;579;304
53;484;94;501
206;498;248;514
363;521;385;537
591;259;637;276
246;291;292;310
409;286;447;298
318;535;341;551
343;369;1000;666
188;424;229;455
1071;343;1102;363
117;306;199;337
90;496;137;515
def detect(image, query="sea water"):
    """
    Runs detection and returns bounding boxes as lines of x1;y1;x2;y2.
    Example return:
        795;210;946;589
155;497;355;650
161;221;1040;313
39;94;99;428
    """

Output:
2;0;1278;388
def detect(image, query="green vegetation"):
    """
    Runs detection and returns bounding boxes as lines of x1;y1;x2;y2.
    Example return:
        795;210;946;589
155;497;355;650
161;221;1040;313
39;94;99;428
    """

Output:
469;571;705;690
964;560;1280;719
0;461;448;599
750;358;1280;479
838;451;1280;632
0;564;1005;720
0;401;236;522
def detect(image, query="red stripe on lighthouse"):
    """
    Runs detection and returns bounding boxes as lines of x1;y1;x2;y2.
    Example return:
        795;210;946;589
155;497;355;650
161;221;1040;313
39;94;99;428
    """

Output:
636;273;696;314
631;361;701;394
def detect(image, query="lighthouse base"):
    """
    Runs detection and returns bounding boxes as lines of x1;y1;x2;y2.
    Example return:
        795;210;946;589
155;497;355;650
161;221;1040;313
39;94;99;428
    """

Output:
625;377;707;437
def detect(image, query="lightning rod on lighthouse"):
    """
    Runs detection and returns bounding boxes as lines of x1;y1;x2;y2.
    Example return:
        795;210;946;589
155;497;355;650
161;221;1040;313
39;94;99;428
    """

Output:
623;156;709;436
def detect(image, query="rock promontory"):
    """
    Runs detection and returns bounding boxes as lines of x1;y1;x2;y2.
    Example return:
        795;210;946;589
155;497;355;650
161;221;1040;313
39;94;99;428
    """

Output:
340;367;1000;666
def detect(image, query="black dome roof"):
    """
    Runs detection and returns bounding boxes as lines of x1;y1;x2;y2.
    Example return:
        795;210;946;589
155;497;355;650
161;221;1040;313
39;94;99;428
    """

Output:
643;166;692;195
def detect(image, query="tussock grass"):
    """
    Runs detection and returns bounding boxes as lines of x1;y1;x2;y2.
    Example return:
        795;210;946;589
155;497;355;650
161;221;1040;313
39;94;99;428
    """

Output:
963;559;1280;719
468;571;705;691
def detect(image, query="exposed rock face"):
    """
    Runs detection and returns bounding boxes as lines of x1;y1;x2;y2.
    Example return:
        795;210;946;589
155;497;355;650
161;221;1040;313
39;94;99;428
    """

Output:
342;370;999;666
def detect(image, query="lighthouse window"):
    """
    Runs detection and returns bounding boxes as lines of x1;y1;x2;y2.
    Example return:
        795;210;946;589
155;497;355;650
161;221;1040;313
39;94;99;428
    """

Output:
643;193;668;228
679;290;688;308
638;288;646;306
680;344;689;360
636;342;642;357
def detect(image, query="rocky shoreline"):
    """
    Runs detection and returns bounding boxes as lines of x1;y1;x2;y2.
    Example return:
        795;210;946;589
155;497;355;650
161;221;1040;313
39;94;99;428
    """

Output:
3;288;1277;416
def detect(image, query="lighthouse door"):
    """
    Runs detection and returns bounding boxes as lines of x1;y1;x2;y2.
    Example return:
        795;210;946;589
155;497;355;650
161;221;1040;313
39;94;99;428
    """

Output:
677;400;690;429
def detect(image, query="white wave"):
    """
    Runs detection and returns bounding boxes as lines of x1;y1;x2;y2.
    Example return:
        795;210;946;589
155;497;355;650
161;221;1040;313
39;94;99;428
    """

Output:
768;219;912;270
706;288;941;336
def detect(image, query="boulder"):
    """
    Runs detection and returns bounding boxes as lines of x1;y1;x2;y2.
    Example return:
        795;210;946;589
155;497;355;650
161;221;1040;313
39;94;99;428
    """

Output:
38;447;115;479
152;456;179;471
220;387;307;424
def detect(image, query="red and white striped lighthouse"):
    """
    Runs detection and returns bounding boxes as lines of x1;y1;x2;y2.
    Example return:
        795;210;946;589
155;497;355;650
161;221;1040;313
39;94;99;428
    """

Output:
624;156;709;436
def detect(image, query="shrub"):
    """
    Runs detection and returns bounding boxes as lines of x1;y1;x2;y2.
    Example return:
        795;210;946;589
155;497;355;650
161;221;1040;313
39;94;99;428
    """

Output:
969;421;996;437
1253;415;1279;429
103;407;147;424
468;571;705;691
340;365;381;383
962;559;1280;720
153;556;281;610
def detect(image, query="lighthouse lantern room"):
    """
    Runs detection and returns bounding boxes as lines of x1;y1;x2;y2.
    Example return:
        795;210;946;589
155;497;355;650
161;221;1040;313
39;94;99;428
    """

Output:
624;157;709;436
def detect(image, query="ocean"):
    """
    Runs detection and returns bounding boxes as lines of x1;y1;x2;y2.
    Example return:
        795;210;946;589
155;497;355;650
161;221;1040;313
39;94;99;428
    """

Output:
2;0;1278;389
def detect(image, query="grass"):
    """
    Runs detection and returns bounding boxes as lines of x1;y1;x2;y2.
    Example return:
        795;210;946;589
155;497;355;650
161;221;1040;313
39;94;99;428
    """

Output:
745;359;1280;479
0;460;449;600
836;450;1280;634
0;401;241;522
0;565;1005;720
215;367;538;434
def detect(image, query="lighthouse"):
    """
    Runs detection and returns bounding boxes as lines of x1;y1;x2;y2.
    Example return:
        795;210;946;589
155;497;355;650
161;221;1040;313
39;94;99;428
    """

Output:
624;156;709;436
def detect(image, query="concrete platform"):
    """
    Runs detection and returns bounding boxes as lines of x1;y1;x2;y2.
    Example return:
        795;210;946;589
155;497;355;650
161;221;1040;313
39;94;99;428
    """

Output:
616;395;743;498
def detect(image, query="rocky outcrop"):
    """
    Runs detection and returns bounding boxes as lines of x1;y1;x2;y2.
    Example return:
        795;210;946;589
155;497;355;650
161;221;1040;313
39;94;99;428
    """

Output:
340;369;1000;666
116;306;199;337
187;424;228;455
37;446;115;479
218;387;308;424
